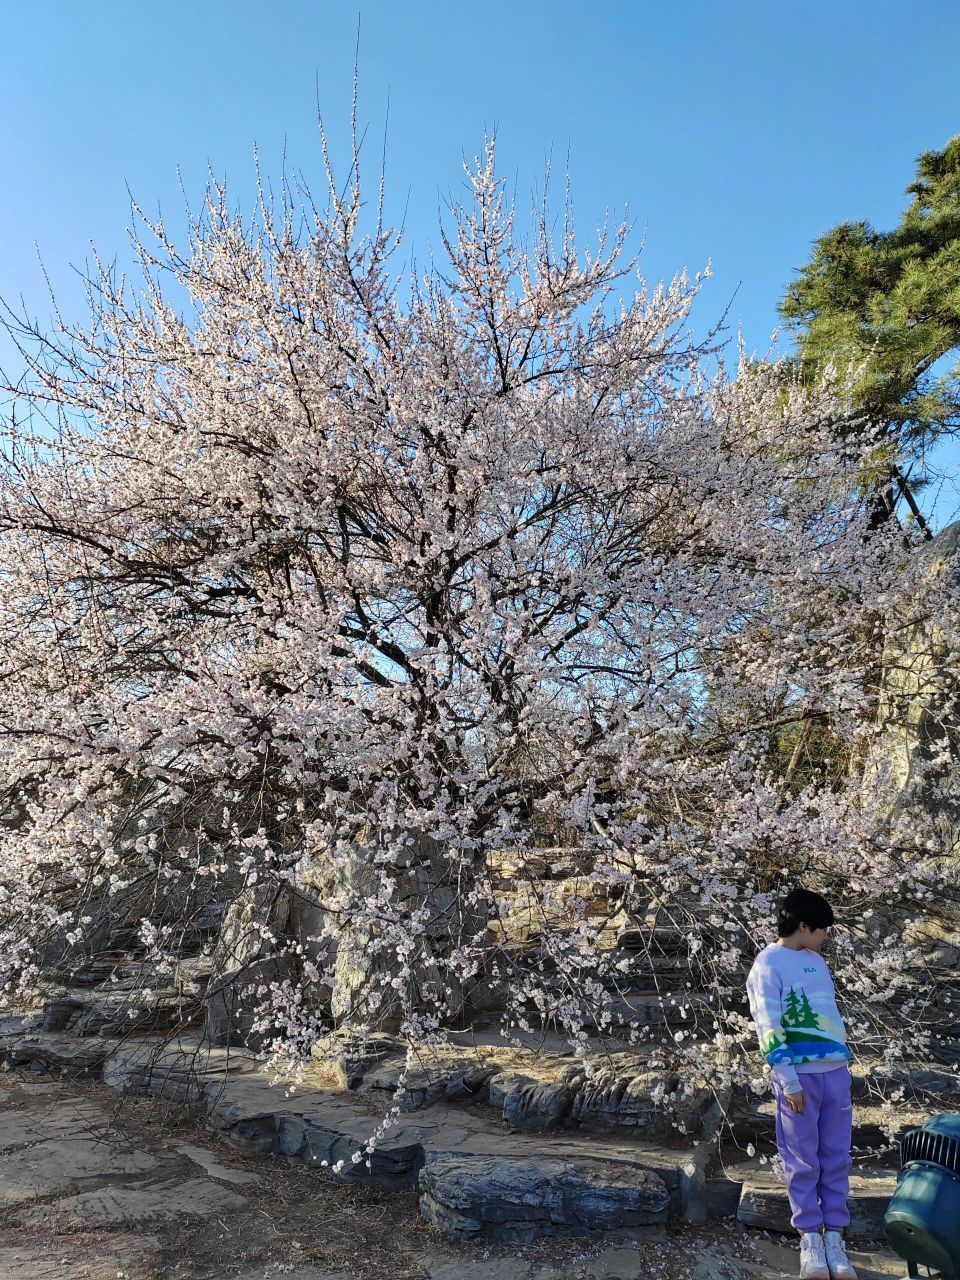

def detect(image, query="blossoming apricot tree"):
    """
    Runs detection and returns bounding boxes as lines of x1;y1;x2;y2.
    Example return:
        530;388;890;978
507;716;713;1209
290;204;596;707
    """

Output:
0;141;956;1102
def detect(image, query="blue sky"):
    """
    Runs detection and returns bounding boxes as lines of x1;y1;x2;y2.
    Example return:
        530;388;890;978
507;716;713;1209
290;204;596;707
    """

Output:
3;0;959;522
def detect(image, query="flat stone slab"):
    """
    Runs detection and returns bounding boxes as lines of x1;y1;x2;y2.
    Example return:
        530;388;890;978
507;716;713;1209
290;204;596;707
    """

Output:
419;1151;670;1241
0;1136;159;1206
277;1106;425;1187
0;1011;40;1039
205;1075;343;1151
0;1029;119;1074
733;1162;897;1237
49;1175;248;1222
175;1140;260;1184
207;1075;427;1185
733;1236;910;1279
0;1099;109;1149
421;1110;685;1190
103;1034;258;1103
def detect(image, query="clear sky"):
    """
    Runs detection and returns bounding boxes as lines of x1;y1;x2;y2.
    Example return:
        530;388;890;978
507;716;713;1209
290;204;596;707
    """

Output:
3;0;959;522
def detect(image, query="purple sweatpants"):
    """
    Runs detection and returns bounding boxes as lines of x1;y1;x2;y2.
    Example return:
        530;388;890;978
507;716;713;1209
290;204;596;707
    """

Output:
771;1064;852;1232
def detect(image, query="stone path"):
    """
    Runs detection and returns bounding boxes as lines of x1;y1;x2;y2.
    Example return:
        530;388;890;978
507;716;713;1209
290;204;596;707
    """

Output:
0;1067;912;1280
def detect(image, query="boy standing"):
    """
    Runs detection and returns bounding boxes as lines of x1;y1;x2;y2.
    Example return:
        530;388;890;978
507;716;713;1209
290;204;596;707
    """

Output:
746;888;857;1280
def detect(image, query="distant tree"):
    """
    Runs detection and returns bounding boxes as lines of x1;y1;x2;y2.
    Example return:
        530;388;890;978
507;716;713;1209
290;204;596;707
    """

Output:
780;135;960;534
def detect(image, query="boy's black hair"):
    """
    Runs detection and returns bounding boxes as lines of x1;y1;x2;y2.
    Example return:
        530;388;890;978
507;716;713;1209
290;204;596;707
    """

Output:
777;888;835;937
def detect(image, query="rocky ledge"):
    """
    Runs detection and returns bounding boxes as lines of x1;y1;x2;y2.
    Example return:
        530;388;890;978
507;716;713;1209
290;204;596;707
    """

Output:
0;1011;930;1243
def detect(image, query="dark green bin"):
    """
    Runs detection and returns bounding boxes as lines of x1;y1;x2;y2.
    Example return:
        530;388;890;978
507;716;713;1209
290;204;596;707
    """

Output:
885;1114;960;1279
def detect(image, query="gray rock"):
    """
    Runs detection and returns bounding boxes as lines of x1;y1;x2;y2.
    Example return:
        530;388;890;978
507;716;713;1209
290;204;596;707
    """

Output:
277;1107;424;1186
206;1076;425;1186
311;832;484;1029
0;1137;159;1206
204;1075;290;1153
206;881;293;1048
103;1036;257;1104
41;986;191;1037
361;1052;496;1110
49;1175;249;1222
310;1030;404;1089
862;520;960;865
0;1029;117;1076
174;953;216;992
194;898;231;932
735;1165;896;1238
488;1059;715;1139
704;1174;743;1221
0;1010;40;1040
39;993;84;1031
677;1155;707;1225
488;1069;574;1130
419;1151;669;1242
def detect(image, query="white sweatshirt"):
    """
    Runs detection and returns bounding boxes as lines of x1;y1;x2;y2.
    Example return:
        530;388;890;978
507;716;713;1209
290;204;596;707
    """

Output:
746;942;851;1094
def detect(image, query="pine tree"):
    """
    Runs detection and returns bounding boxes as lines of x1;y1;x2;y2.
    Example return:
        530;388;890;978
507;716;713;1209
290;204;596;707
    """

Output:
780;135;960;533
795;990;820;1029
783;987;803;1026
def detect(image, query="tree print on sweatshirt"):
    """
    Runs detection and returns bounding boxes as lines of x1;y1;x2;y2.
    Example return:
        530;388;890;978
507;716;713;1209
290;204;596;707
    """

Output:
784;987;819;1029
779;985;850;1062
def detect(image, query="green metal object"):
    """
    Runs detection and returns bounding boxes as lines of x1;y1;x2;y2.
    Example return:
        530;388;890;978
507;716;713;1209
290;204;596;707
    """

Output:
885;1114;960;1279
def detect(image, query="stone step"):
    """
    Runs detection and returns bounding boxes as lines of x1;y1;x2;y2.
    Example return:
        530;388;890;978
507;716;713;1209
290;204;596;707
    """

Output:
419;1150;669;1242
0;1011;915;1245
173;956;216;992
103;1036;259;1105
59;957;163;987
726;1099;925;1152
724;1157;897;1237
204;1071;691;1234
0;1025;119;1076
349;1040;718;1142
587;991;725;1031
40;986;195;1037
616;926;692;955
605;949;747;979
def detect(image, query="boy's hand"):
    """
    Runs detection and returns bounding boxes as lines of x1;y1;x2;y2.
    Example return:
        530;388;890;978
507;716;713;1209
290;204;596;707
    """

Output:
785;1089;806;1114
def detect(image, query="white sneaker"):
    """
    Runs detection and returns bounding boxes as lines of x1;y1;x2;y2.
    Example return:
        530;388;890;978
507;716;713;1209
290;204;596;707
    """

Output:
800;1232;830;1280
824;1230;858;1280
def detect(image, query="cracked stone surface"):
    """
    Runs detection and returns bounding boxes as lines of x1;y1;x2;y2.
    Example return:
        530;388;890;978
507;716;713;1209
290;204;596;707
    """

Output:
49;1176;249;1223
175;1141;261;1185
0;1098;109;1147
0;1137;161;1207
